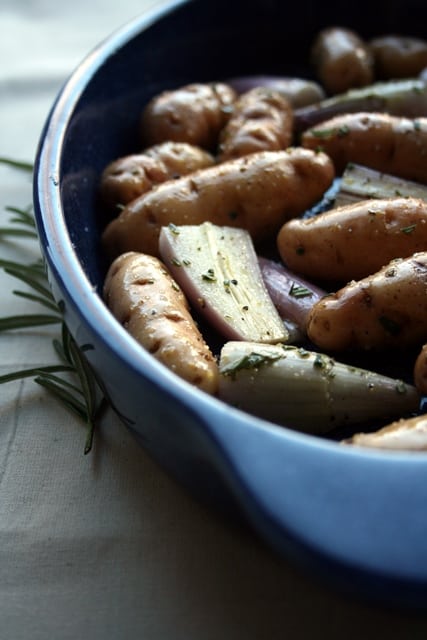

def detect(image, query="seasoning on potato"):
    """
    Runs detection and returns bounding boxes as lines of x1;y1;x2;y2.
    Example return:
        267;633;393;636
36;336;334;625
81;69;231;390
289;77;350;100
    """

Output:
310;26;374;95
306;252;427;351
102;148;335;259
140;82;237;149
277;196;427;282
103;251;219;394
100;142;215;210
369;35;427;79
302;112;427;183
217;87;294;161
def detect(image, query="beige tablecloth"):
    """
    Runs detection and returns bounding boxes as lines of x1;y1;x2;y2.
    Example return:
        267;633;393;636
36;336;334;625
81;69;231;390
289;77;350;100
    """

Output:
1;1;427;637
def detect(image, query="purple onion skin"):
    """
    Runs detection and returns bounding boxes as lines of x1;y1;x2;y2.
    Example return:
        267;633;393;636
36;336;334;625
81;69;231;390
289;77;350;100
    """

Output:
259;256;326;330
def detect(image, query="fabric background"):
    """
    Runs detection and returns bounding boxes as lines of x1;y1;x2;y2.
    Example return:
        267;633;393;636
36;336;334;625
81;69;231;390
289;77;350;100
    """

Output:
1;1;427;637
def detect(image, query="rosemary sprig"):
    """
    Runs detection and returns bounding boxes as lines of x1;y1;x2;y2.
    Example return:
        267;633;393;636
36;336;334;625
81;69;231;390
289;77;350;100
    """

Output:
0;161;106;453
0;157;34;172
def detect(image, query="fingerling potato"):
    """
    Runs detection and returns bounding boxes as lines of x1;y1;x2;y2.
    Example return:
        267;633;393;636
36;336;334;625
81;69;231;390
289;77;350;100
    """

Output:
278;196;427;282
311;26;374;94
102;148;335;259
302;112;427;183
370;35;427;79
227;75;325;108
217;87;293;161
307;252;427;351
103;251;219;394
100;142;214;210
344;413;427;451
140;82;237;149
414;343;427;395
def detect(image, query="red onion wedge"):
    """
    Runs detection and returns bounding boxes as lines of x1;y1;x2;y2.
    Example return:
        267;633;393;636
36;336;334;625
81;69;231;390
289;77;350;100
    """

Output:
159;222;288;343
258;256;326;331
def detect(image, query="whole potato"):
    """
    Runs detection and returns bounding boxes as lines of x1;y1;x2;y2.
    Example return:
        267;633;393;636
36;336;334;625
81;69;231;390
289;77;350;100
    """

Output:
103;251;219;394
100;142;214;210
302;112;427;183
140;82;237;149
311;26;374;94
278;197;427;282
102;148;335;259
217;87;294;161
307;252;427;351
370;35;427;79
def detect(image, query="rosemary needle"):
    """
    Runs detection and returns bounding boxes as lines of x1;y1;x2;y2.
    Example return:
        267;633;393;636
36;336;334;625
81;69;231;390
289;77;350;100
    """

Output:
0;166;106;453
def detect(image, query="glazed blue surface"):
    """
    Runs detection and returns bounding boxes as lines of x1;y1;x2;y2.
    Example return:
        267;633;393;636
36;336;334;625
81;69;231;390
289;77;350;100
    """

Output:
33;0;427;608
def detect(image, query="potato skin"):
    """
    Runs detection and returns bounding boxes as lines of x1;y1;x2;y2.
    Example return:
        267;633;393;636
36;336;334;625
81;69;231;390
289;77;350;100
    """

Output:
278;197;427;282
370;35;427;79
102;148;335;259
311;27;374;94
140;82;237;149
345;414;427;451
414;343;427;395
100;142;214;210
302;112;427;183
103;252;218;394
217;87;294;161
307;252;427;351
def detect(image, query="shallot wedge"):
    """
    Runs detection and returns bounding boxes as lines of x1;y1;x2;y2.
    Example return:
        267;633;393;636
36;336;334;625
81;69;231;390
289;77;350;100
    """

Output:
294;78;427;132
218;341;419;435
159;222;288;343
258;256;326;331
334;163;427;207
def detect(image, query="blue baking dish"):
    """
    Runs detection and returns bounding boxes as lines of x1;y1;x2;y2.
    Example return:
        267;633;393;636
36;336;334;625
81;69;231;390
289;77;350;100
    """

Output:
33;0;427;609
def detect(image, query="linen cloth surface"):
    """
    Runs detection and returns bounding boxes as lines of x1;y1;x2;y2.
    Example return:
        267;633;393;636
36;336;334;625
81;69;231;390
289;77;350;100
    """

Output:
1;1;427;637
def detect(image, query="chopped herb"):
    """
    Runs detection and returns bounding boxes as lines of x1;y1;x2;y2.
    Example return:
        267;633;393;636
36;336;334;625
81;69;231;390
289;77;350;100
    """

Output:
182;258;192;266
201;268;217;282
310;128;335;139
385;267;397;278
313;354;326;369
242;305;249;311
400;224;416;234
171;258;182;267
338;125;350;137
168;222;180;234
289;282;312;298
310;125;349;139
221;351;282;377
395;380;408;394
